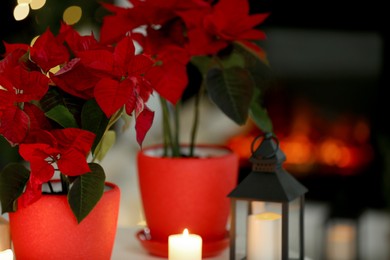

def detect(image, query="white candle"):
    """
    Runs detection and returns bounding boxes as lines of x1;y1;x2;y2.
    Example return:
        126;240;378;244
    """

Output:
168;229;202;260
0;249;13;260
326;223;356;260
247;212;282;260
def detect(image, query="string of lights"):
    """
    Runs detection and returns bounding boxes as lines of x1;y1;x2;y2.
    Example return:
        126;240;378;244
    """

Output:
13;0;46;21
13;0;83;26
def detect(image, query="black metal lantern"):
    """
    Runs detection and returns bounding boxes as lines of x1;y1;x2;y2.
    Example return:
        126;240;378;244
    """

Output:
228;133;308;260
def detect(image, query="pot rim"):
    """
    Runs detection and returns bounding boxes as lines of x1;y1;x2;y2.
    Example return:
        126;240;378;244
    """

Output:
139;144;236;159
40;180;119;197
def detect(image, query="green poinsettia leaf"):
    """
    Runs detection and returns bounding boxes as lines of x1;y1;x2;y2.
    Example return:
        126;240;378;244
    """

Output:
191;56;213;76
45;105;78;128
233;43;272;89
94;130;116;162
232;43;273;132
68;163;106;223
250;88;273;133
0;163;30;213
40;87;84;117
81;99;109;154
218;52;246;69
248;59;272;91
206;67;254;125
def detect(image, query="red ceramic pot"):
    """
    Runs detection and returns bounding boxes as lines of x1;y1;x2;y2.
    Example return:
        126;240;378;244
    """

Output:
137;145;239;243
9;182;120;260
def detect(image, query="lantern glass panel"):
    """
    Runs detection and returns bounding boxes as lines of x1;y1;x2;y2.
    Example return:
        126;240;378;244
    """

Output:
235;200;249;258
289;198;302;259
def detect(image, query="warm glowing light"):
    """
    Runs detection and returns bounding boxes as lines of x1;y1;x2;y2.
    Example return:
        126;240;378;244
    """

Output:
30;0;46;10
18;0;31;4
328;224;356;242
14;4;30;21
30;35;39;46
318;139;352;168
319;139;342;165
254;212;281;221
227;103;373;175
354;120;370;144
226;135;255;164
168;228;202;260
63;6;82;25
335;146;352;168
281;135;314;165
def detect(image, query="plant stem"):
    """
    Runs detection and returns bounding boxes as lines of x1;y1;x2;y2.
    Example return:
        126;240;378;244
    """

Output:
189;81;205;157
47;181;54;193
60;173;69;194
160;97;180;157
160;97;171;156
174;101;181;151
91;106;124;163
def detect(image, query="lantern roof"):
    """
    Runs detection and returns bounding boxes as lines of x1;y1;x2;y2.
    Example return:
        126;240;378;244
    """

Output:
228;133;308;202
228;168;307;202
249;133;286;167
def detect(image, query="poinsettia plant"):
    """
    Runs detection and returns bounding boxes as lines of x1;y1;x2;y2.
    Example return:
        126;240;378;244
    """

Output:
0;23;156;222
100;0;273;157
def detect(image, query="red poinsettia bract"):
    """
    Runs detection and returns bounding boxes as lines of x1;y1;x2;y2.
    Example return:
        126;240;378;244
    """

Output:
77;36;155;146
0;49;50;145
145;45;190;104
30;28;70;73
100;0;209;45
18;128;96;207
49;24;111;100
179;0;269;55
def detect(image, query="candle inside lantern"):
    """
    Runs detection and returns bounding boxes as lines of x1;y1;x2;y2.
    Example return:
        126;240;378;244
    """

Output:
168;228;202;260
247;212;282;260
0;249;13;260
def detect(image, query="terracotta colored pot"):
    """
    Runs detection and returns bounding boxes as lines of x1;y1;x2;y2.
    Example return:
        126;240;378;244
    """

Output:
137;145;239;243
9;182;120;260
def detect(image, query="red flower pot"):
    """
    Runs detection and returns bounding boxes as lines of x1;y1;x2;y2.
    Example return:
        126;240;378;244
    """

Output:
137;145;239;245
9;182;120;260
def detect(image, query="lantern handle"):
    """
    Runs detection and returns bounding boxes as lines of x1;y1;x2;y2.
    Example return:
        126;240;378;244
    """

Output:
251;133;280;158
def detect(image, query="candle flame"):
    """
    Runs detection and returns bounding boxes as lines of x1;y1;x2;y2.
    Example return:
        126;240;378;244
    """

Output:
183;228;189;236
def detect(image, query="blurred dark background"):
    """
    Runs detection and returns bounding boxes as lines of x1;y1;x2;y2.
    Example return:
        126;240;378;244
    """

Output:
247;0;388;220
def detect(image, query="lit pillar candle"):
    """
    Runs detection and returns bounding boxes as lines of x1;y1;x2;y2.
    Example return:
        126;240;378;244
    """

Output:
168;229;202;260
247;212;282;260
0;249;13;260
326;223;356;260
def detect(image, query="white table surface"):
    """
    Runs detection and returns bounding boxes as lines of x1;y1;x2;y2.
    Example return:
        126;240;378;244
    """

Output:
112;227;313;260
112;227;229;260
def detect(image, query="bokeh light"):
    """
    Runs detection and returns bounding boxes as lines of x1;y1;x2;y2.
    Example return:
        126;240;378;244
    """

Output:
13;4;30;21
30;0;46;10
63;6;82;25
